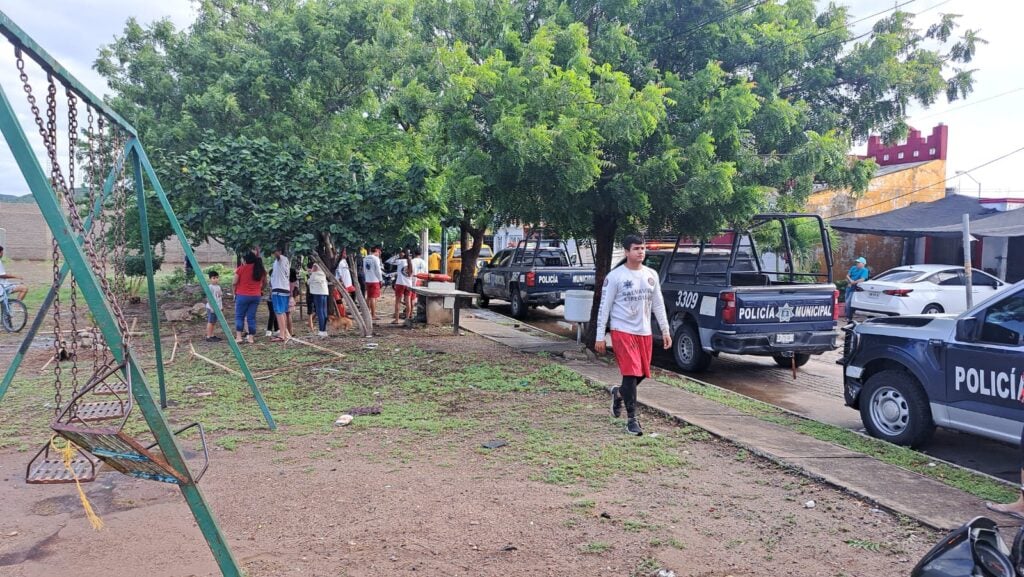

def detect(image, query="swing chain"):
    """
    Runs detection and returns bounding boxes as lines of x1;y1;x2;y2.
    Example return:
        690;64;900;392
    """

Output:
66;88;81;394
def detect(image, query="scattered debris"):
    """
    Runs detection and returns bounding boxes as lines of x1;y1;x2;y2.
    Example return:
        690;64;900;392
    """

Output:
599;512;612;519
189;343;243;376
481;439;507;450
312;367;341;373
500;544;517;552
334;414;354;426
803;500;816;509
364;342;379;350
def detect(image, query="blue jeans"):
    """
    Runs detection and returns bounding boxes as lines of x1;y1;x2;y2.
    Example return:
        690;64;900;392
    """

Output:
312;294;328;331
234;295;261;334
845;289;855;321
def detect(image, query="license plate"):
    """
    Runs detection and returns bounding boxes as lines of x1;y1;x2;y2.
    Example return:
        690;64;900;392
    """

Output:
776;333;794;344
867;291;880;299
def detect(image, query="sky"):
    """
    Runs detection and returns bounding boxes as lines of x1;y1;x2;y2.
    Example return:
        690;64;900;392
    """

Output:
0;0;1021;199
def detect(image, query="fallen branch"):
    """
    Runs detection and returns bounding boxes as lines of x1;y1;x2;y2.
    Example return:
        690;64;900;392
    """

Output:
189;342;242;377
169;331;179;364
288;336;346;359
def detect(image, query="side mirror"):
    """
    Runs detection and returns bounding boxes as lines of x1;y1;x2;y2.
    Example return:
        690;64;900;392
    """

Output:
955;317;978;342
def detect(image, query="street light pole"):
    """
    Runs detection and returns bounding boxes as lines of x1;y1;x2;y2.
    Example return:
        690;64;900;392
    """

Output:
955;170;982;198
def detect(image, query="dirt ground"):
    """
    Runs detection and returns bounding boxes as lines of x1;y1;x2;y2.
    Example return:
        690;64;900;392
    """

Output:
0;263;940;577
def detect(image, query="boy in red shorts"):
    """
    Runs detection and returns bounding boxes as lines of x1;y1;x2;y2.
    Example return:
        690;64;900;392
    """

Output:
363;246;384;319
594;235;671;436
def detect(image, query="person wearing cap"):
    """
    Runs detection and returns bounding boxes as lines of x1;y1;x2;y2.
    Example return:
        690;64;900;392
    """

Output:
844;256;870;322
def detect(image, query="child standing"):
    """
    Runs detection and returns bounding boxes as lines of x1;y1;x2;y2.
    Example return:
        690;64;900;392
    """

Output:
204;270;224;342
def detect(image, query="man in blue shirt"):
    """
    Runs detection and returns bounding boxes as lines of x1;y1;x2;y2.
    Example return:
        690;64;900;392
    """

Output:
845;256;869;321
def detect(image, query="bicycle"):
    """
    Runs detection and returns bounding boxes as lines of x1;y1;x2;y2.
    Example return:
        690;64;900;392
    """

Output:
1;284;27;333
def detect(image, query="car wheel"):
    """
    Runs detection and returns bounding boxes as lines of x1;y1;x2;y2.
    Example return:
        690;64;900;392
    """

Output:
772;353;810;368
475;281;489;308
859;369;934;447
673;324;711;372
510;289;526;319
921;304;944;315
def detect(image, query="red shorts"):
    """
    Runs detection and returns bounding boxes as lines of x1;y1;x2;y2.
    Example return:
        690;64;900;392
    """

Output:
395;284;409;298
365;282;381;299
611;331;653;378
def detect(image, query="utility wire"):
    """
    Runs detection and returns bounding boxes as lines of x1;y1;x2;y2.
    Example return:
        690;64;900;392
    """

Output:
781;0;921;50
830;145;1024;219
656;0;771;44
912;86;1024;121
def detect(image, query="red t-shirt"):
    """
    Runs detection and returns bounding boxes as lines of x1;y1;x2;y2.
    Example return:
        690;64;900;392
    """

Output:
235;264;264;296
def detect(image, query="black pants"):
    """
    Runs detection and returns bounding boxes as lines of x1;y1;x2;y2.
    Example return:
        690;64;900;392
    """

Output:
266;300;278;332
619;375;645;419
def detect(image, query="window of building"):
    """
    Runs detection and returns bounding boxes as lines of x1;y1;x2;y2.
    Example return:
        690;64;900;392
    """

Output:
929;147;937;155
913;150;920;157
883;154;889;161
897;152;904;159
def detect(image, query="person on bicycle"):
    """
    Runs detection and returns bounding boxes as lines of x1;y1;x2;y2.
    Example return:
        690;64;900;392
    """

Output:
0;245;28;301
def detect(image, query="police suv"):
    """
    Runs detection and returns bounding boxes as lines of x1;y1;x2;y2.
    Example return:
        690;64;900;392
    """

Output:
843;279;1024;447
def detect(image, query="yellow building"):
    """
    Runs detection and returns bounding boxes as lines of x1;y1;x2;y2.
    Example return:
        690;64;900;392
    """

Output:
805;124;948;275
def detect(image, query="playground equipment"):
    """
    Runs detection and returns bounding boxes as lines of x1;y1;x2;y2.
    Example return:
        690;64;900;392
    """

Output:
0;10;273;576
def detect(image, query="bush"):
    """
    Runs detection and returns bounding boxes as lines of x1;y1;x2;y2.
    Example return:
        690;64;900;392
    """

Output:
124;254;164;277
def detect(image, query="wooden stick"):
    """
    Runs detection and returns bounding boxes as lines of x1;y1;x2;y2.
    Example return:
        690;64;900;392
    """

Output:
288;336;346;359
169;331;179;364
129;317;138;333
189;342;242;376
39;354;55;373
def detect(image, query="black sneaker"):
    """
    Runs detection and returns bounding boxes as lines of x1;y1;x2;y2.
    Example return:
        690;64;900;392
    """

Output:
205;336;222;342
626;418;643;436
610;386;622;418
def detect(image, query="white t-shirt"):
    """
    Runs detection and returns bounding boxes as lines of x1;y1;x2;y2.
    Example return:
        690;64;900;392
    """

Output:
0;260;12;289
595;265;669;341
206;283;223;311
412;257;428;277
270;255;290;292
396;256;429;287
308;269;329;295
335;259;354;289
363;254;383;283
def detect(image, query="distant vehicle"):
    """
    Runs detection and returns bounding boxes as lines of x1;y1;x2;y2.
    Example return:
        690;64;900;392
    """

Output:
475;237;595;318
645;214;839;372
446;243;494;287
843;279;1024;447
850;264;1010;317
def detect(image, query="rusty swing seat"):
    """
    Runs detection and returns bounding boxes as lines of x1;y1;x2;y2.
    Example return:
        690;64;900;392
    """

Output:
27;362;210;485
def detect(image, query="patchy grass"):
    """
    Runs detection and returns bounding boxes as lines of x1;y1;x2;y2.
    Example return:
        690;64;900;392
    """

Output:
662;376;1017;503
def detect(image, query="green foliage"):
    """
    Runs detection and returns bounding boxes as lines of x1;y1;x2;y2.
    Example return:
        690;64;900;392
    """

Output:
124;254;163;278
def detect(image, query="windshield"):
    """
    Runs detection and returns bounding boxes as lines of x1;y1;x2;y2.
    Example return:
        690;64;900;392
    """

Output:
874;269;927;283
452;246;492;258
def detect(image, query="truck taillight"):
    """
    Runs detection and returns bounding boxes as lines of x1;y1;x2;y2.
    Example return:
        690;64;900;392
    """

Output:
721;292;736;324
832;290;839;321
883;288;913;297
526;272;536;287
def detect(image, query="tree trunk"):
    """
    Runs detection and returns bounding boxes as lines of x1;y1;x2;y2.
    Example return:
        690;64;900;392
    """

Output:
458;213;486;292
584;212;618;349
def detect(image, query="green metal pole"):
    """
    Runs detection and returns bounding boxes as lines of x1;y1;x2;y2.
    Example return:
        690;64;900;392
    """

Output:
0;77;242;577
131;147;168;408
131;140;276;430
0;146;127;402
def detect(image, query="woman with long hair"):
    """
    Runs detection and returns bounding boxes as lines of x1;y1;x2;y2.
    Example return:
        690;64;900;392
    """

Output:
233;251;266;343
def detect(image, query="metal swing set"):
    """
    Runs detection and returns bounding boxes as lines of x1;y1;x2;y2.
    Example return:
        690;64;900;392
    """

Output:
0;10;275;576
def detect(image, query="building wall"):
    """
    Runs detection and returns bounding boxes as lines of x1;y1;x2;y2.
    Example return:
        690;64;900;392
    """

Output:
806;157;947;276
0;200;235;265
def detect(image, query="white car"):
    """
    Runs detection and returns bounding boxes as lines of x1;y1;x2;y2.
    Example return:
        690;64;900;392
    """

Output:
849;264;1010;316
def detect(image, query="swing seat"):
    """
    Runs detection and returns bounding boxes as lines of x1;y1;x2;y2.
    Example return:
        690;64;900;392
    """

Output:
51;422;209;485
68;361;131;421
25;441;99;484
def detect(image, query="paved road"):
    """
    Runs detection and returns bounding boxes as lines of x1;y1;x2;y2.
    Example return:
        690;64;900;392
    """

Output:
483;301;1020;483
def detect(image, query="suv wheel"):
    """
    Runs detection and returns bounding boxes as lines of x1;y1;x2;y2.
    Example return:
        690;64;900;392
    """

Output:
860;369;934;447
475;281;489;308
772;353;810;368
673;324;711;372
510;289;526;319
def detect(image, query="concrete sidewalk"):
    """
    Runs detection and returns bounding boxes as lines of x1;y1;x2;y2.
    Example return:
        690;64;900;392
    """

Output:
458;310;1012;532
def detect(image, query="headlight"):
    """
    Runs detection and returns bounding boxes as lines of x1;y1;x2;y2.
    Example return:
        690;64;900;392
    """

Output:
477;260;485;268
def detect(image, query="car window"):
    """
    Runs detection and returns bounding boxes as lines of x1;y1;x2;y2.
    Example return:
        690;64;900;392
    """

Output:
479;247;493;258
925;271;958;285
979;291;1024;346
452;248;461;258
972;270;1000;287
937;271;965;286
643;254;664;272
878;269;925;283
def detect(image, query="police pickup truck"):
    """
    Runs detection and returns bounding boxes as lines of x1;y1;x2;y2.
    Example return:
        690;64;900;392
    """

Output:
842;279;1024;447
474;238;596;318
645;214;840;372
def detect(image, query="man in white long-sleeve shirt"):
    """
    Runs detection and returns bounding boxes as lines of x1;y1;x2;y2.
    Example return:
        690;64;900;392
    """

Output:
594;235;671;436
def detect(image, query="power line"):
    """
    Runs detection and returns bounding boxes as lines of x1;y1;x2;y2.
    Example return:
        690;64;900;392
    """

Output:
912;86;1024;121
656;0;772;44
781;0;921;50
830;145;1024;219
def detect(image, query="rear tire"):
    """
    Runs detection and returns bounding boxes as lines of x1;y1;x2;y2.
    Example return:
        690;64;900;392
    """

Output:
475;281;489;308
921;304;944;315
859;369;934;447
1;299;27;333
772;353;810;368
673;324;711;372
510;289;526;319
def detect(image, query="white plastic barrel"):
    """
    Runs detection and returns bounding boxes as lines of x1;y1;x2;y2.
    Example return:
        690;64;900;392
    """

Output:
563;290;594;322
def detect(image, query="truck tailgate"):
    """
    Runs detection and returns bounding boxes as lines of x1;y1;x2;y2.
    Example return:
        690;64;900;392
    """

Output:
733;286;836;325
530;268;596;291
